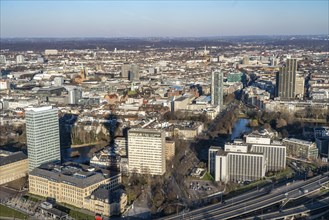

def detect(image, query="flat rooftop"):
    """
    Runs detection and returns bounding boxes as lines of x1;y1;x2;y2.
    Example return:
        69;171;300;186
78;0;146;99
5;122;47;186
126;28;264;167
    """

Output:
30;162;120;188
0;150;27;166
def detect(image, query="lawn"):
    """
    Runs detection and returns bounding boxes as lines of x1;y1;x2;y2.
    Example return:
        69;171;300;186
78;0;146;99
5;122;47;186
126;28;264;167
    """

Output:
0;204;28;219
69;209;95;220
202;172;215;181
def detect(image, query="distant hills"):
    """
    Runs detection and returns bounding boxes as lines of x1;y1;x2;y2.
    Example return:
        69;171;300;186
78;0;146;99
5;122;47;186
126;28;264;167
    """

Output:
0;35;328;52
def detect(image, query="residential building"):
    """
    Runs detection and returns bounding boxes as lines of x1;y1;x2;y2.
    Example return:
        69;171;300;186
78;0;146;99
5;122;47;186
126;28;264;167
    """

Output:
211;71;224;108
277;58;303;99
26;106;61;172
282;138;318;160
128;129;166;175
165;140;175;161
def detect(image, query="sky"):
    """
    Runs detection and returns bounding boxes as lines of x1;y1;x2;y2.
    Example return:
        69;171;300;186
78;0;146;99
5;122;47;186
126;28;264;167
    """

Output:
0;0;328;38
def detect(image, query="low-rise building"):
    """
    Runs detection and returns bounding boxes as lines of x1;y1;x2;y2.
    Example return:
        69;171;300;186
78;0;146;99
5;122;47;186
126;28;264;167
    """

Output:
282;138;318;160
29;162;122;216
0;150;28;185
84;188;127;217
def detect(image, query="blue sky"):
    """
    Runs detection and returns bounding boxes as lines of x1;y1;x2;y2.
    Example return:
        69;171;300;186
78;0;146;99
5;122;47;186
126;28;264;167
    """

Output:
1;0;328;38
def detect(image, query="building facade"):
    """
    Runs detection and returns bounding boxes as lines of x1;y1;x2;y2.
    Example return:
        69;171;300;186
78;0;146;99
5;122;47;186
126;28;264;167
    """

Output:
26;106;61;172
29;162;124;217
282;138;318;160
277;58;304;99
68;88;82;105
211;71;223;108
215;152;266;183
128;129;166;175
121;63;139;81
251;144;286;172
0;150;28;185
208;146;221;178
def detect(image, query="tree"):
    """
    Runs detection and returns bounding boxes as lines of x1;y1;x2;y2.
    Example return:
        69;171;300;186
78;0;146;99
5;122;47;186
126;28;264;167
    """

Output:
276;118;287;129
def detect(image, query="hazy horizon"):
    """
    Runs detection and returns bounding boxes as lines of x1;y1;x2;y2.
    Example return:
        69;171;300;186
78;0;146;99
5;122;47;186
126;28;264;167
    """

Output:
1;0;328;38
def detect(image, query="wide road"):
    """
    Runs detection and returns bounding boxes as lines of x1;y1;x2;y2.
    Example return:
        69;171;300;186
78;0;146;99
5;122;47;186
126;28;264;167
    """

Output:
161;172;329;220
245;196;329;220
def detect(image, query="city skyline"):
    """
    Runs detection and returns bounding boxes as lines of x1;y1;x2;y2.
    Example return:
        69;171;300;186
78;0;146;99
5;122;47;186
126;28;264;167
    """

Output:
1;0;328;38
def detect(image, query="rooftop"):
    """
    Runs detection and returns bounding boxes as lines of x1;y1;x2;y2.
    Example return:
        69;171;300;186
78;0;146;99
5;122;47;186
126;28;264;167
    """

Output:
30;162;120;188
0;150;27;166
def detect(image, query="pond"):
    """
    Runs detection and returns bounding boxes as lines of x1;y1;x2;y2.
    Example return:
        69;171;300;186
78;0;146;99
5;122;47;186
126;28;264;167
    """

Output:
231;118;251;141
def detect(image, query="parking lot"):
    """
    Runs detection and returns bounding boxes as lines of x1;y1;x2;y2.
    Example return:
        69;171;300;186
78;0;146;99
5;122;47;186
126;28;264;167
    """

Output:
185;179;224;199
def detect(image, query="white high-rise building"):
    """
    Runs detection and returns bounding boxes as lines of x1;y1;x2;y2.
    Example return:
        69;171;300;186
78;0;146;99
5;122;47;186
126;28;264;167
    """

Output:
251;144;286;172
68;88;82;105
211;71;223;108
26;106;61;172
0;55;6;64
128;129;166;175
215;152;266;183
16;55;24;64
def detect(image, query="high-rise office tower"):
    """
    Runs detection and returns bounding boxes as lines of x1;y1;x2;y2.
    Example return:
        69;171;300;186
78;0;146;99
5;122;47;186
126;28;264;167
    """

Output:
0;55;6;64
26;106;61;172
211;71;223;107
277;59;304;99
16;55;24;64
128;129;166;175
121;63;139;81
68;88;82;105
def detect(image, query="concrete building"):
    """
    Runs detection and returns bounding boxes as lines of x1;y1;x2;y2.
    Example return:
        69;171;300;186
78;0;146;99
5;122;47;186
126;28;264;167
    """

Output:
277;59;303;99
45;49;58;55
316;136;329;159
251;144;286;172
282;138;318;160
26;106;61;172
121;63;139;81
68;88;82;105
224;143;248;153
16;55;24;64
90;149;120;171
244;132;272;145
128;129;166;175
211;71;224;108
0;150;28;185
29;162;125;217
165;140;175;161
215;151;266;183
173;96;190;111
0;55;6;64
53;76;64;86
295;74;305;98
0;79;10;90
208;146;221;178
114;137;128;157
